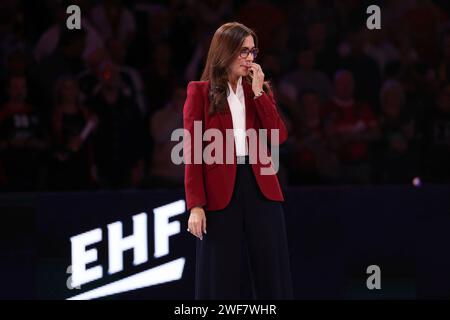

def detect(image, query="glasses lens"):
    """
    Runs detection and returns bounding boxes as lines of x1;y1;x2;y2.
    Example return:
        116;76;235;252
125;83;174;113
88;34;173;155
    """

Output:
240;48;249;58
240;48;259;58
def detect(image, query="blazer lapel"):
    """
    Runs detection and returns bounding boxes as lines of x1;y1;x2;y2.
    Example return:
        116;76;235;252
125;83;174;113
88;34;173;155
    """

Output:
243;80;255;131
217;104;233;131
217;80;255;131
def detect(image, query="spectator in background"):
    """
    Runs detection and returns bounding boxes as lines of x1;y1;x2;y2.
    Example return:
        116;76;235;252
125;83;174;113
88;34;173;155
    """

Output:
403;0;442;63
401;62;436;131
33;0;104;64
289;90;338;185
237;0;285;52
127;3;172;71
107;38;147;117
0;1;26;80
143;3;171;45
287;0;336;41
364;28;400;77
78;45;147;117
0;3;27;104
48;76;97;190
278;45;332;122
390;28;419;69
326;70;380;184
142;42;176;115
30;27;87;120
167;1;198;73
76;47;110;106
375;80;419;183
146;84;185;188
422;82;450;182
334;0;366;34
88;62;146;189
0;75;48;191
337;29;381;108
184;30;214;82
0;49;28;106
266;25;294;76
89;0;136;45
437;30;450;84
195;0;233;29
305;21;338;78
4;49;28;78
382;0;417;30
259;52;283;87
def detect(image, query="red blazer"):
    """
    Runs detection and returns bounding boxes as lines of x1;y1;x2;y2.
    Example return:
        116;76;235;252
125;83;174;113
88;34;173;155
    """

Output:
183;80;288;211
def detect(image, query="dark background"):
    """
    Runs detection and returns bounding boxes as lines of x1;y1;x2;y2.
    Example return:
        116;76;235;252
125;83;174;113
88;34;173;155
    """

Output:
0;0;450;190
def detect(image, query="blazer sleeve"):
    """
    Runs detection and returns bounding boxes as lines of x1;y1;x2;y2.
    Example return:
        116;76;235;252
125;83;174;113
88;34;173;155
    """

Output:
183;82;207;211
253;89;288;145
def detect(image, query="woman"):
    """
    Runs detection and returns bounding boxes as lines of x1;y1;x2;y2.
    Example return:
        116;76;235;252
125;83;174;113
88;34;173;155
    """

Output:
183;22;293;299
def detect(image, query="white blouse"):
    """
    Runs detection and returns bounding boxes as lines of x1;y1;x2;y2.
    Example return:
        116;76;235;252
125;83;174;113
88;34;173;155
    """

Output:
227;76;248;156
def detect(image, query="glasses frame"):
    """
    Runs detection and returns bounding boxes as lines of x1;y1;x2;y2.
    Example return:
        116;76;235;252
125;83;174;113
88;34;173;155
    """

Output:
239;47;259;59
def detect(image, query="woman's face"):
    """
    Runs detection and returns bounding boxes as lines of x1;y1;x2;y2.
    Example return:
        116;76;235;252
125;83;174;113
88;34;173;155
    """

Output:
229;35;256;79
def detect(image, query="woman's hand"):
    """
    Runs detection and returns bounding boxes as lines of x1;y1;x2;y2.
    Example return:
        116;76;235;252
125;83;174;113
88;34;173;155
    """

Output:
188;206;207;240
249;62;264;96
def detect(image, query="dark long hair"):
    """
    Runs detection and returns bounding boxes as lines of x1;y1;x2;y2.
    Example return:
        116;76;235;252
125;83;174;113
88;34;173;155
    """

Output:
201;22;270;115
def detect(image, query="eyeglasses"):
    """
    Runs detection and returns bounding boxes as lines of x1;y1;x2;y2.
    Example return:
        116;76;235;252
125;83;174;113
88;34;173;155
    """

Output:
239;47;259;59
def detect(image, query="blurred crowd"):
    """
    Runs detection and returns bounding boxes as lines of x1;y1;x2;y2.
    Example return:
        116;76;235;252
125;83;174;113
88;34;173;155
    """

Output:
0;0;449;192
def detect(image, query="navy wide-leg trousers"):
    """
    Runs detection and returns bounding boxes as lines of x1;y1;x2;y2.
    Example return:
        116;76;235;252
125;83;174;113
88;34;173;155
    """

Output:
195;156;294;299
